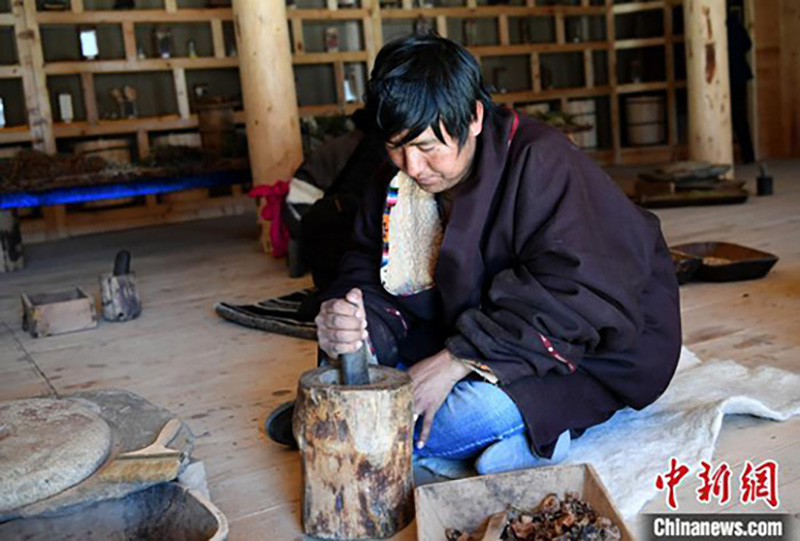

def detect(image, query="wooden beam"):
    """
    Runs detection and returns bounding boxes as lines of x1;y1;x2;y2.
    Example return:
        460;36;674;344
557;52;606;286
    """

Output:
530;52;541;93
122;21;137;62
493;86;612;104
37;9;234;24
467;41;608;56
333;61;346;106
555;12;566;44
0;66;22;78
164;0;178;13
612;1;666;15
684;0;733;174
43;57;239;74
233;0;303;254
0;126;33;144
605;0;621;164
287;8;368;20
614;37;667;49
498;15;510;46
136;130;150;161
71;0;84;14
80;72;99;124
289;17;304;55
617;81;669;94
435;15;447;38
584;49;594;88
16;0;56;154
363;0;382;70
298;103;363;118
173;67;190;119
51;115;205;137
781;0;800;156
664;3;678;146
212;19;227;58
291;51;368;65
380;6;607;18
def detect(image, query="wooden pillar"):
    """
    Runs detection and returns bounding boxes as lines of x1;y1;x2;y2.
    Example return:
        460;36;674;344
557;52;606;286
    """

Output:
232;0;303;253
684;0;734;174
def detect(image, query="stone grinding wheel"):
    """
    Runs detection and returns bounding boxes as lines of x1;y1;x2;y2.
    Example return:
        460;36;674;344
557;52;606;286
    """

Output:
0;398;112;513
293;365;415;540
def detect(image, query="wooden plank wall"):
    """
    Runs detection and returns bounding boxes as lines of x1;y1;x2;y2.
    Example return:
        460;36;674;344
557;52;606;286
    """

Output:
754;0;800;158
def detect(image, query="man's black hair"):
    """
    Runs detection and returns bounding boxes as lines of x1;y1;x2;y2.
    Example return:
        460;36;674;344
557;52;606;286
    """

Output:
366;34;493;148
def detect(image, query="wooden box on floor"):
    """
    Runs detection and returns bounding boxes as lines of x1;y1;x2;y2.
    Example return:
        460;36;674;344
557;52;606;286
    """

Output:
21;287;98;338
415;463;632;541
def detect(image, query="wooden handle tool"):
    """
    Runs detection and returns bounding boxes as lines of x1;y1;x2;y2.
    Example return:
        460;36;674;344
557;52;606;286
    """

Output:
98;418;184;483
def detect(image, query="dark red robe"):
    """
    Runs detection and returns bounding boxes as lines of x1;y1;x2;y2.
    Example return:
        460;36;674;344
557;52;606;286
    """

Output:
325;106;682;458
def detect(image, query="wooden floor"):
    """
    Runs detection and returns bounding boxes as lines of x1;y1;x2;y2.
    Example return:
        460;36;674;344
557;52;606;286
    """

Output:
1;161;798;539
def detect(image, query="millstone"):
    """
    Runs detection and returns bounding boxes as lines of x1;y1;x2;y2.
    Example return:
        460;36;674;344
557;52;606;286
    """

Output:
0;398;112;513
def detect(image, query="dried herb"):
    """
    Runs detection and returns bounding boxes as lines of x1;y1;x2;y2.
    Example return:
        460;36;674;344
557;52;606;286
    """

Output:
445;492;622;541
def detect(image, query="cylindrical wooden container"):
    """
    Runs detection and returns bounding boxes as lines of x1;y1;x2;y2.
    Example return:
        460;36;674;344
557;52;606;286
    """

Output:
74;138;132;165
625;96;665;146
293;365;415;540
152;132;202;149
565;99;597;149
196;98;236;156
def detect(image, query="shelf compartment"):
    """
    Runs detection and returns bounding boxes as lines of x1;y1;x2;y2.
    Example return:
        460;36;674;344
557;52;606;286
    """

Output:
508;16;556;45
295;63;337;107
0;77;27;127
40;23;126;63
134;22;215;59
483;55;531;94
94;71;178;120
616;45;667;85
48;74;88;123
301;19;365;53
0;26;17;65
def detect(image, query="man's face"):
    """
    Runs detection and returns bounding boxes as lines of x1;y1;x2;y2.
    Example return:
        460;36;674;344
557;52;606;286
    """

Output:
385;102;484;194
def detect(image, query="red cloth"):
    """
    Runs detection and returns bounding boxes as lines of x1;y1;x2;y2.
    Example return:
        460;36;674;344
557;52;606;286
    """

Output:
249;181;290;257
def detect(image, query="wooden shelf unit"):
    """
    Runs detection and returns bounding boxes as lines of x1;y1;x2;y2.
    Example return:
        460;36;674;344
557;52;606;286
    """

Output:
0;5;32;146
5;0;688;163
288;0;687;165
2;0;692;244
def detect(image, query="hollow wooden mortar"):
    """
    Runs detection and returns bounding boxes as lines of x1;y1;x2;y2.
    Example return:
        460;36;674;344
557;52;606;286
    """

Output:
293;365;415;540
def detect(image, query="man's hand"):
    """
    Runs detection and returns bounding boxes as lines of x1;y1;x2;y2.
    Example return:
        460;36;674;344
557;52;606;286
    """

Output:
408;349;471;449
315;288;368;359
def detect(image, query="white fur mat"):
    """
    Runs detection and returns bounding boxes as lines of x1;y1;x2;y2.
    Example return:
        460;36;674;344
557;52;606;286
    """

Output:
416;347;800;519
563;346;800;518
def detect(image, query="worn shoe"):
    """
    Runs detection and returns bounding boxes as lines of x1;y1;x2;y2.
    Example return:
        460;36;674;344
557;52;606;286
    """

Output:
265;401;298;449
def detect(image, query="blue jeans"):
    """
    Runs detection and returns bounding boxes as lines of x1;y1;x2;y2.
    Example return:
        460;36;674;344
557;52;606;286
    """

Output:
411;378;571;474
413;379;525;459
